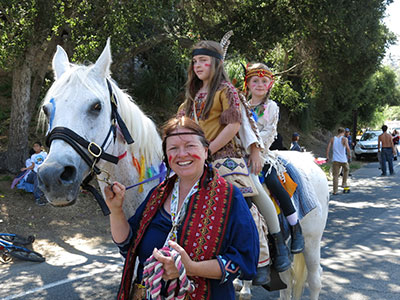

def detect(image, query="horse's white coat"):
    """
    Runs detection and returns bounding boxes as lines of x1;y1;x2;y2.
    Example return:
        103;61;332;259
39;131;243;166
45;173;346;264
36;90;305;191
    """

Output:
38;39;163;216
238;151;329;300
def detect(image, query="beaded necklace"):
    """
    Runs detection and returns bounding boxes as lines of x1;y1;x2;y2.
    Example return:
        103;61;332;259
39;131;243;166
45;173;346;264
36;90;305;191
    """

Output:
193;91;207;120
164;178;199;247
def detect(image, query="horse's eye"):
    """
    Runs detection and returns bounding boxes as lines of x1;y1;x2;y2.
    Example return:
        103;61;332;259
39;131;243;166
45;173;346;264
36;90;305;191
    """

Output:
91;102;102;112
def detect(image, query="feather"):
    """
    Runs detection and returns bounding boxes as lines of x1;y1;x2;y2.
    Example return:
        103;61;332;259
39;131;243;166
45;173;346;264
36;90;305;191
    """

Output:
220;30;233;60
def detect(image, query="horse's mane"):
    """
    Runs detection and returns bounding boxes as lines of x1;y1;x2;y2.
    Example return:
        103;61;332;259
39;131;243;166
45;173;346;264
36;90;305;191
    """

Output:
38;64;163;168
109;79;163;167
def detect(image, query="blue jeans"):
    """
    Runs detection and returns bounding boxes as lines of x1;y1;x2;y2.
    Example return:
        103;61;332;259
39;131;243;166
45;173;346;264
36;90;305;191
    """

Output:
26;171;44;200
380;148;394;175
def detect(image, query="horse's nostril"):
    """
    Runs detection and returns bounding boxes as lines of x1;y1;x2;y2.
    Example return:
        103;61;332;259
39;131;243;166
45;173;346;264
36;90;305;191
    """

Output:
60;166;76;184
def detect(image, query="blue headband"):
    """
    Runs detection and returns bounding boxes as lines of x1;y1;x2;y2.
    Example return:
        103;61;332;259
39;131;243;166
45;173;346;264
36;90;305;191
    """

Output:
192;48;223;60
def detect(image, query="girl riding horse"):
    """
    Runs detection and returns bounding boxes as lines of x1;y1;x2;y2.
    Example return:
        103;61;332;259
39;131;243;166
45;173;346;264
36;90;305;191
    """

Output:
244;62;305;254
179;40;292;278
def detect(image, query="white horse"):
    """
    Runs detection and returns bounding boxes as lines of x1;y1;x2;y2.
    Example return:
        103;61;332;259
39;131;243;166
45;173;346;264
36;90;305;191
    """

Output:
38;41;329;299
237;150;329;300
37;39;163;218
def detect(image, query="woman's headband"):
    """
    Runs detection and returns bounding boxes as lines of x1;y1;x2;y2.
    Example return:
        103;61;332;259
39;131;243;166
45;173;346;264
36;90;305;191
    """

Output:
192;48;223;60
164;131;205;140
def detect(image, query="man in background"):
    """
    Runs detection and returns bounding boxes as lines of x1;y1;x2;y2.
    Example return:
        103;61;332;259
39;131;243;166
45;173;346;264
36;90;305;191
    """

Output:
378;125;396;176
290;132;301;151
326;128;351;195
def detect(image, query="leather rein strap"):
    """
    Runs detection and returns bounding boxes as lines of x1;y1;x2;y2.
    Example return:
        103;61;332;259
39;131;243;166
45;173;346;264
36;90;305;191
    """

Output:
45;79;134;216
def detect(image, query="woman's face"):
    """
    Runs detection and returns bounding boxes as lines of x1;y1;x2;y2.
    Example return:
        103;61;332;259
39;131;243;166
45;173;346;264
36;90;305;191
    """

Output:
248;75;273;98
165;128;208;181
192;55;212;82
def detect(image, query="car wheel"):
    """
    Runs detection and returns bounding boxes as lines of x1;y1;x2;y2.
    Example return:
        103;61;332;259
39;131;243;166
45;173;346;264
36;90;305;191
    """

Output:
355;154;361;160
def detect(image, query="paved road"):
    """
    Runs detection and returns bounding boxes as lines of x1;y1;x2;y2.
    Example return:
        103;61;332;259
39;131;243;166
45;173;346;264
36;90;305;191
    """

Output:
250;159;400;299
0;240;122;299
1;160;400;299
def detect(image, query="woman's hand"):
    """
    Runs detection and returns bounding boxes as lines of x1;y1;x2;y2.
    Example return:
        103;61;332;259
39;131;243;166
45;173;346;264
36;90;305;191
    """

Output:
248;144;263;175
104;182;126;213
153;241;195;280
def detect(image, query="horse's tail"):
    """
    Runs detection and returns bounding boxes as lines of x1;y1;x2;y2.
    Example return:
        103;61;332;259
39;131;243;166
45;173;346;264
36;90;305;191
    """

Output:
292;253;307;300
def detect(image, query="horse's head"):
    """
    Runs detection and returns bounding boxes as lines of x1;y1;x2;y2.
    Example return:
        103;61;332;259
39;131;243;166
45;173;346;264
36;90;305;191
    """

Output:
38;39;117;206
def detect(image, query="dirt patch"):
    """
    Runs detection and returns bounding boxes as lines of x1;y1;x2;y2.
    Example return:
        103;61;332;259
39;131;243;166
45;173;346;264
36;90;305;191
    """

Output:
0;175;112;261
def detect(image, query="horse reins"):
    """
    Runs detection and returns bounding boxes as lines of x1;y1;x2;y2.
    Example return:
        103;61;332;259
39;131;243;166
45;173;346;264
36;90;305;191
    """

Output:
46;79;134;216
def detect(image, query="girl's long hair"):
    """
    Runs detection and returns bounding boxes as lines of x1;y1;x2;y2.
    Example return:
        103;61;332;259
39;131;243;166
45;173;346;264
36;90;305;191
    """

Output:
184;41;229;120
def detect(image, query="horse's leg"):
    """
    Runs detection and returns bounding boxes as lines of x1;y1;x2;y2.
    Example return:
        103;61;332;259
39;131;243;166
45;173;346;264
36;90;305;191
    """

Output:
303;236;323;300
239;280;252;300
279;269;293;300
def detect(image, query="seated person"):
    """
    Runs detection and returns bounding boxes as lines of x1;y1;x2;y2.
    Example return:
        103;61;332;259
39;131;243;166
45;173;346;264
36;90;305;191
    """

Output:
24;142;47;206
12;148;36;192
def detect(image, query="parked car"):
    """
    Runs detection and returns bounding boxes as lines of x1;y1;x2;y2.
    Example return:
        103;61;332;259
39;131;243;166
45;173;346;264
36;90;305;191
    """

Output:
354;130;381;160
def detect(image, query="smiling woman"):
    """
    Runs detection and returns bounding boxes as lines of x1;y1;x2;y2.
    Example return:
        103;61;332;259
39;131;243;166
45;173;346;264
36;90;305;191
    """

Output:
104;116;259;300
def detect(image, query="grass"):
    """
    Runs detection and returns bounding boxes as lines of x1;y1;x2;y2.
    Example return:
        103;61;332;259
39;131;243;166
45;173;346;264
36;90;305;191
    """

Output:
0;175;12;182
321;160;365;179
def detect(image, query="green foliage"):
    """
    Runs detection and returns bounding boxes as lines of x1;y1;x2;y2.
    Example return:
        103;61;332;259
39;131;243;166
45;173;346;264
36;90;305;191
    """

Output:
271;80;304;113
132;42;187;125
356;66;400;127
0;0;397;136
0;175;12;181
383;105;400;121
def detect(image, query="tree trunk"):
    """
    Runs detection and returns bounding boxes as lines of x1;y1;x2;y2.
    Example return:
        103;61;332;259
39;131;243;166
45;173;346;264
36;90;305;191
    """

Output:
5;61;33;172
352;109;358;146
2;37;60;173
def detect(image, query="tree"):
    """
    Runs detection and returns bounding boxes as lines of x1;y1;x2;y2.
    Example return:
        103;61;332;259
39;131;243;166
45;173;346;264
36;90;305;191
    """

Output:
356;66;400;127
0;0;181;172
0;0;396;173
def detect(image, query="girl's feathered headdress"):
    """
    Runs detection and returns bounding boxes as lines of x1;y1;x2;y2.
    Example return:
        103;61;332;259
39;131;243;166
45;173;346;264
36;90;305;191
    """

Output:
220;30;233;60
242;63;274;93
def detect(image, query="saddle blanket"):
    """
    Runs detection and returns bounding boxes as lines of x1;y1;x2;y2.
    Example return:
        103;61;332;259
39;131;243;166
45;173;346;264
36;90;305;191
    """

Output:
277;158;318;236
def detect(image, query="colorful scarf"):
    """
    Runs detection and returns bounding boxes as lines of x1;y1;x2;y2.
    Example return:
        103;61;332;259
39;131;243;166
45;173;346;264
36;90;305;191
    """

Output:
117;168;234;300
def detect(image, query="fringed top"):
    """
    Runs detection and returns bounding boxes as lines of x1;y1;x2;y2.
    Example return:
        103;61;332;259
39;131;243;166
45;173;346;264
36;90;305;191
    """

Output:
179;81;243;160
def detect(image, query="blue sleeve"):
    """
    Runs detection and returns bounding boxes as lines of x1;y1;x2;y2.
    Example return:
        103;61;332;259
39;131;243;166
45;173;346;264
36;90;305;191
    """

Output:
216;186;259;283
114;186;157;257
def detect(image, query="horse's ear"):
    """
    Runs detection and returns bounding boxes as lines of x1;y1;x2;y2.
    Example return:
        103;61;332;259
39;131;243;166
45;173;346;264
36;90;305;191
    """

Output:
92;38;112;78
52;45;70;80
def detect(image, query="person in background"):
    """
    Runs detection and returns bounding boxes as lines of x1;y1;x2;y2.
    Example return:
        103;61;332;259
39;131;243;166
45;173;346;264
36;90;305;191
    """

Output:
22;142;47;206
378;125;396;176
391;129;399;160
290;132;301;151
344;128;353;176
344;128;353;149
326;128;351;195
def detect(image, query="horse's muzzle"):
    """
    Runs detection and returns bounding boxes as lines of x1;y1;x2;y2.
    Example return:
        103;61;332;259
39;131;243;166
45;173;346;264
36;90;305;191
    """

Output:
37;161;81;206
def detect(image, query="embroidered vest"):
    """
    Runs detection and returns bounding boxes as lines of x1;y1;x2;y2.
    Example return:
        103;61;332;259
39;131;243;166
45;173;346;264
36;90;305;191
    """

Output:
117;168;234;300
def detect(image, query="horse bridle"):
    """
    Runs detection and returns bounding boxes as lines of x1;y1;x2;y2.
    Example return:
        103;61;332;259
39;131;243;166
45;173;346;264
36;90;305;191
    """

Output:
45;79;134;215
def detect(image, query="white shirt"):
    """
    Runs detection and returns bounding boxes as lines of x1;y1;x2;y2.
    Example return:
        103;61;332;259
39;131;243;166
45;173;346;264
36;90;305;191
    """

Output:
31;151;47;172
332;136;347;163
